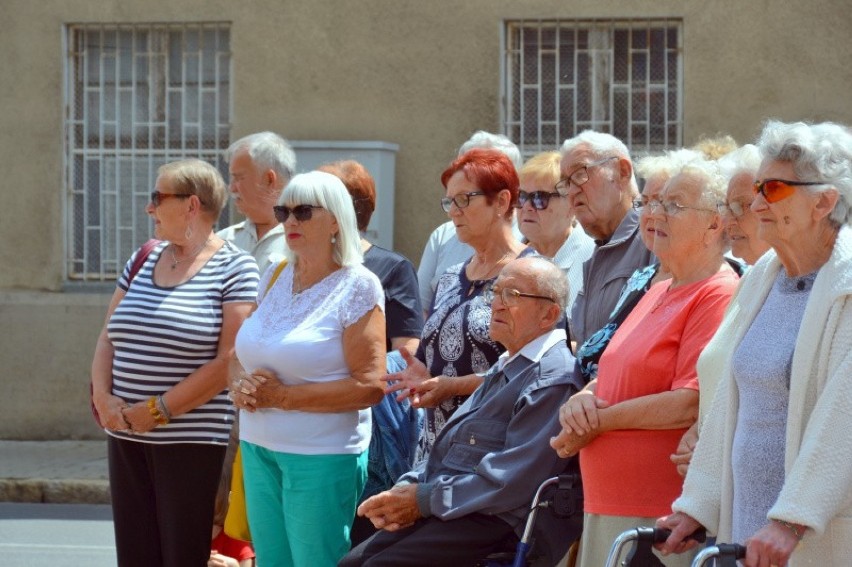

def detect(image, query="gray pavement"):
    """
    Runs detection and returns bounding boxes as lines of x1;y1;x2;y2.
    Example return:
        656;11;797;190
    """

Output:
0;440;110;504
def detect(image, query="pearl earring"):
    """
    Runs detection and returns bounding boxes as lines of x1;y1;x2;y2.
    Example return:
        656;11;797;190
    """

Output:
331;235;337;244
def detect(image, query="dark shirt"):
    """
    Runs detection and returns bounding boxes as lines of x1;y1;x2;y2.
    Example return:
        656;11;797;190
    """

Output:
364;245;424;352
570;209;655;345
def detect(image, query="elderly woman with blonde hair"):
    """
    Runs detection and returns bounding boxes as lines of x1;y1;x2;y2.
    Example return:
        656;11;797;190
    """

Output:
90;159;259;566
658;120;852;567
516;151;594;314
552;157;740;566
229;170;387;567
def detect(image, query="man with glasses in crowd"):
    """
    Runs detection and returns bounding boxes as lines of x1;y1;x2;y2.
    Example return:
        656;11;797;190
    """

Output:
340;257;583;567
218;131;297;274
559;131;654;346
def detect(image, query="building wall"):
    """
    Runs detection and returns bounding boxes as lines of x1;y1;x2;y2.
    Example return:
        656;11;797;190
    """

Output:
1;0;851;438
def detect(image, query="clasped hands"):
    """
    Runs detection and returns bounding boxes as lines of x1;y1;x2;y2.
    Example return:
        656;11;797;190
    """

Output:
356;484;421;532
95;393;157;434
229;368;286;411
549;388;609;458
383;349;454;409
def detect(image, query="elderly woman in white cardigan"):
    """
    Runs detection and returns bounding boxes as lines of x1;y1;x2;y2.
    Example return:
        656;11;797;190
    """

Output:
657;120;852;567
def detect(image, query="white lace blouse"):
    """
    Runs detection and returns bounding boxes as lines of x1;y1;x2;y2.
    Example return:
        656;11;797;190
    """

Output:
236;262;384;455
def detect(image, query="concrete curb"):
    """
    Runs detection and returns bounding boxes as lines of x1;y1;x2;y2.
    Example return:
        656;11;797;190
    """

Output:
0;478;111;504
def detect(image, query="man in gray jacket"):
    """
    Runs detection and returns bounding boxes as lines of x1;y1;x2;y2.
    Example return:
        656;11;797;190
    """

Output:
559;131;654;346
339;257;583;567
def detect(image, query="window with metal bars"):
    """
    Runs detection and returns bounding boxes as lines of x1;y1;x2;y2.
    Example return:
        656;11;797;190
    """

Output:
502;19;683;160
64;23;231;281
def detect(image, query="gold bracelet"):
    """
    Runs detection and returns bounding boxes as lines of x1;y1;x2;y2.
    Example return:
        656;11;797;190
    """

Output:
772;519;805;541
147;396;170;426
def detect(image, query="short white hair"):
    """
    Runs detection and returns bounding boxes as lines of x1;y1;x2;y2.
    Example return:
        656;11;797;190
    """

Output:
671;158;727;209
458;131;522;170
717;144;762;181
560;130;632;162
758;120;852;227
636;149;703;184
278;171;363;267
227;131;297;181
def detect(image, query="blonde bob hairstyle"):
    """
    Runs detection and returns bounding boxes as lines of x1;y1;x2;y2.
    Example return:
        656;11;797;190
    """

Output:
157;159;228;218
278;171;363;267
520;151;563;192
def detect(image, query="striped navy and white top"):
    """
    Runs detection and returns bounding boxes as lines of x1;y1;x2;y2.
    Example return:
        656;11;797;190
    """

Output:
107;241;259;445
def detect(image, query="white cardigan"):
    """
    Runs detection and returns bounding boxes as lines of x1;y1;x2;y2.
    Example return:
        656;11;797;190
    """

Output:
673;226;852;565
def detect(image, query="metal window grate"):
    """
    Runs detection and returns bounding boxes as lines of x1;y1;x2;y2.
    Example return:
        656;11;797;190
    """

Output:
502;19;683;159
64;23;231;281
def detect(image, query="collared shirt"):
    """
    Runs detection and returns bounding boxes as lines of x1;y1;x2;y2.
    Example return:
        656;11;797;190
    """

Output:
550;224;596;317
570;208;654;345
496;328;568;372
217;219;286;276
402;327;580;526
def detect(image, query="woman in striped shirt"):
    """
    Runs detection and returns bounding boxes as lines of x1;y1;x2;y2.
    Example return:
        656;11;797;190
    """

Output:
90;159;259;567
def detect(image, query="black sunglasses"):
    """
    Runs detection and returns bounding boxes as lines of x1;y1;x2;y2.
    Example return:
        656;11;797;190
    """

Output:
273;204;323;223
150;191;191;207
516;190;567;210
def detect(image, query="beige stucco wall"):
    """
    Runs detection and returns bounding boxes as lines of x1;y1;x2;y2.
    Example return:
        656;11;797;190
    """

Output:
1;0;851;438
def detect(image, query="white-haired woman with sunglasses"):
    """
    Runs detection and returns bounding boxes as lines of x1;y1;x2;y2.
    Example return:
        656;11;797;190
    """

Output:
517;151;594;314
552;157;740;567
229;171;386;567
90;159;259;566
658;122;852;567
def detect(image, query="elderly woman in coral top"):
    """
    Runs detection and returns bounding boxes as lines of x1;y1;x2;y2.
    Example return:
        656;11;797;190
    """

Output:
551;157;740;567
657;121;852;567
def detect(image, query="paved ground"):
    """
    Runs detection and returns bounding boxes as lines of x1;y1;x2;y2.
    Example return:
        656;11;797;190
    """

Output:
0;440;109;504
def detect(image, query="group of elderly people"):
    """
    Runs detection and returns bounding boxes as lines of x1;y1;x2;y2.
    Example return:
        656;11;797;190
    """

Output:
90;119;852;567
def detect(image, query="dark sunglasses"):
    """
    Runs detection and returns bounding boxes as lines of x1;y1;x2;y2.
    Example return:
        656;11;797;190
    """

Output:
150;191;191;207
516;190;567;210
273;204;323;223
753;178;824;204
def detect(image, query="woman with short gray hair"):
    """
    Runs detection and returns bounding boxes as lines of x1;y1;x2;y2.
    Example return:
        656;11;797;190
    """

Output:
659;120;852;566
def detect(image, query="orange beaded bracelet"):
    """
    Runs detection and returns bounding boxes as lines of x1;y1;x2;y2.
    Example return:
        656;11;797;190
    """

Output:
147;396;170;426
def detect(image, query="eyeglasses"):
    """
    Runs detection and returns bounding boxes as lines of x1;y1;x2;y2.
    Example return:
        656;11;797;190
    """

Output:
642;199;715;216
150;191;191;207
441;191;486;213
753;178;825;204
516;190;567;210
716;200;750;218
554;156;619;191
273;204;324;223
483;285;555;307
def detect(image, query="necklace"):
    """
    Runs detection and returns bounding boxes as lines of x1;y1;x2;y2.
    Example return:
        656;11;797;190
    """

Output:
169;237;211;270
470;250;514;281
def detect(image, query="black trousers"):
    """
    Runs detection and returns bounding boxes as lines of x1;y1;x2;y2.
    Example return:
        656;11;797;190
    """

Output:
108;436;226;567
339;513;518;567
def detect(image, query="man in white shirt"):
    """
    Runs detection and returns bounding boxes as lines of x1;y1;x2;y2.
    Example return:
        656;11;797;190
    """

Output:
217;131;296;275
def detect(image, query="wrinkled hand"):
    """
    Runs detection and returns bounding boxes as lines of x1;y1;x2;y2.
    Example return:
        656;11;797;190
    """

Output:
230;369;284;411
655;512;703;556
558;389;610;435
93;393;130;432
121;400;158;434
357;484;421;532
671;422;699;477
550;428;597;458
384;350;432;404
743;521;802;567
407;375;459;408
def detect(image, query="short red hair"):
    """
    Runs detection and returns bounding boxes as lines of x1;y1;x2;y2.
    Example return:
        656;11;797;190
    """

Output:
441;148;519;207
317;160;376;232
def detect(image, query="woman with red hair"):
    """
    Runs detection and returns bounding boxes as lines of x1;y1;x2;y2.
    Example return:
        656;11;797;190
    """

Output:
387;148;530;461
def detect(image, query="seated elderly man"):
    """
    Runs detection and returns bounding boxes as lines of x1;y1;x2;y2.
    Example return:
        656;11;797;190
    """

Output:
339;256;583;567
